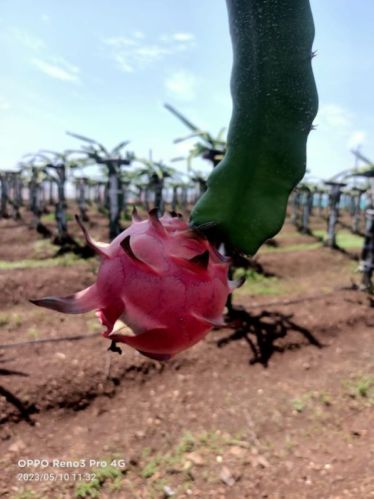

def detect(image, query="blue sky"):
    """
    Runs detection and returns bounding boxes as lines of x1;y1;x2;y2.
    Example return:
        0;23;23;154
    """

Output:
0;0;373;181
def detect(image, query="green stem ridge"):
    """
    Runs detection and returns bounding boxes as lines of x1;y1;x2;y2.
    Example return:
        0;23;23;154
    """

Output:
190;0;318;255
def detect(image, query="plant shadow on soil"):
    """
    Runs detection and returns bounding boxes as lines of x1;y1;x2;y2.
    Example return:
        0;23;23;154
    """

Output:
217;307;323;367
0;353;35;426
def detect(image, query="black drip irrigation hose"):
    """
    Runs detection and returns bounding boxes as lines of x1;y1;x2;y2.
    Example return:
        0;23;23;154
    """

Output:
0;332;101;350
0;286;361;351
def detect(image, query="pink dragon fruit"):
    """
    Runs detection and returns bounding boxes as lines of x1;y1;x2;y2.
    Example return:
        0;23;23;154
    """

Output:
31;209;235;360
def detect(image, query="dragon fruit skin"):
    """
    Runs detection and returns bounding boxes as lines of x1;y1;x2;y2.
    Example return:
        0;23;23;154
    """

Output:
31;210;232;360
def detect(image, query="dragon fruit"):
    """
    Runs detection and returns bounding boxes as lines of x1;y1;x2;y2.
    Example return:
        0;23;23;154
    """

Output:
31;209;234;360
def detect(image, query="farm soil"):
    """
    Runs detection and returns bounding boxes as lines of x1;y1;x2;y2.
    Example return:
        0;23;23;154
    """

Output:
0;211;373;498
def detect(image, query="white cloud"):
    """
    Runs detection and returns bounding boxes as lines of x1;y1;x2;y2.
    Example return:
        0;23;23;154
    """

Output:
317;104;352;130
31;57;80;83
160;32;195;44
8;27;80;84
112;54;134;73
348;130;366;149
0;97;11;111
172;32;195;42
133;31;145;39
10;28;45;50
165;70;197;101
104;35;170;72
103;31;195;73
105;36;138;48
136;44;170;61
317;104;368;155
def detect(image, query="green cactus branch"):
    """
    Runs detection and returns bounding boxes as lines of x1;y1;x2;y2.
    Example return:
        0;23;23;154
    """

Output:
190;0;318;255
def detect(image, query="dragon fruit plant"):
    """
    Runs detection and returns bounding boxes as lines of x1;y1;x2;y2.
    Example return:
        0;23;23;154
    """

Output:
191;0;318;255
31;0;317;358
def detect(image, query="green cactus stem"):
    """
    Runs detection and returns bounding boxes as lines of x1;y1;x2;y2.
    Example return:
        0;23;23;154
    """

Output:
190;0;318;255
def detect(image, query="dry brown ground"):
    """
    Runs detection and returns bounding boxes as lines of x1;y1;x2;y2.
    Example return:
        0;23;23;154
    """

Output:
0;207;373;499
